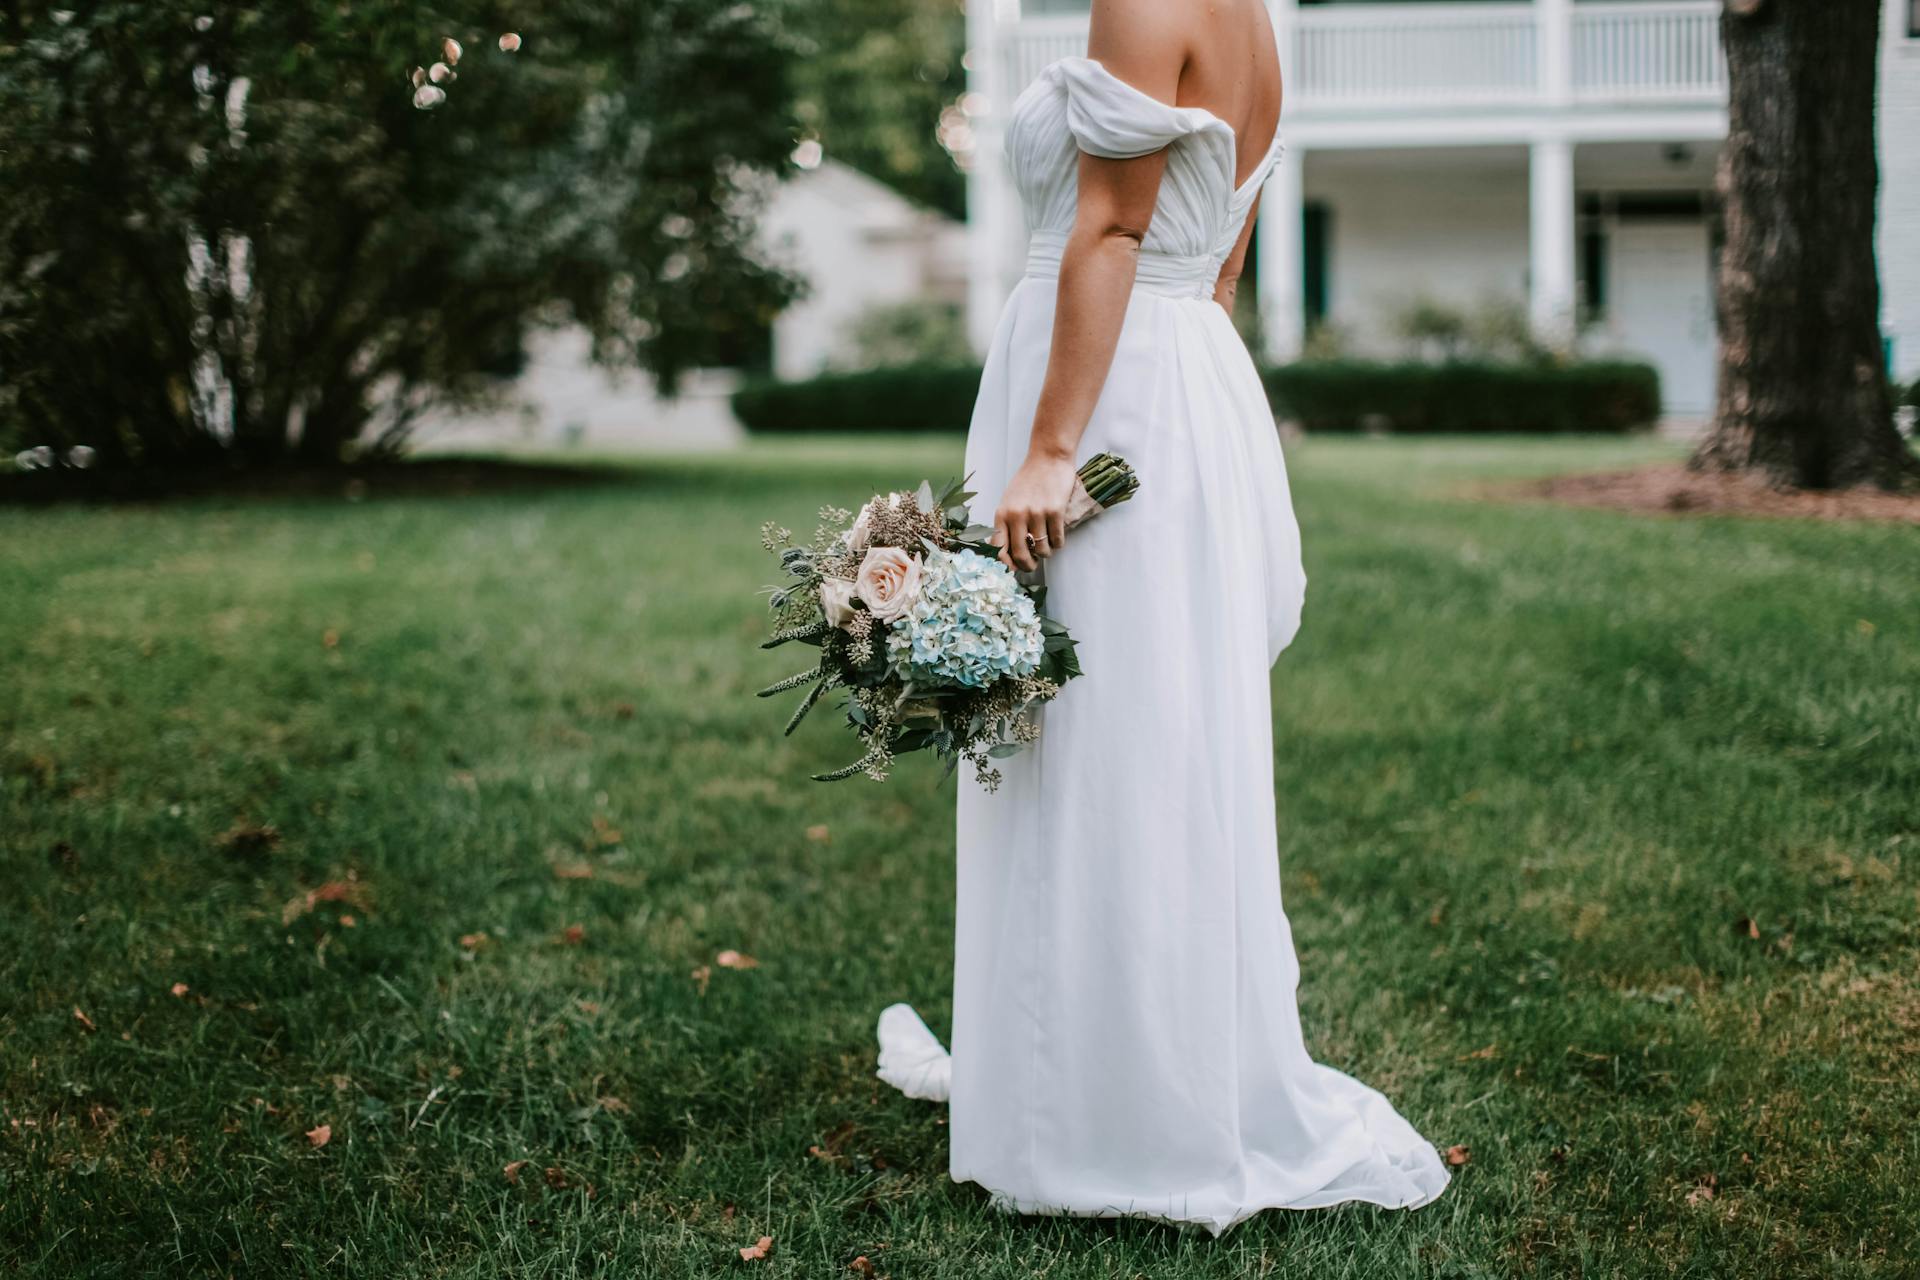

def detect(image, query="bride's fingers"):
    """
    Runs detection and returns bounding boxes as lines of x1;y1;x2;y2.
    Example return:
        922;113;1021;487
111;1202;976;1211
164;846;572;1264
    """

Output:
1010;514;1039;572
992;517;1014;570
1044;509;1067;553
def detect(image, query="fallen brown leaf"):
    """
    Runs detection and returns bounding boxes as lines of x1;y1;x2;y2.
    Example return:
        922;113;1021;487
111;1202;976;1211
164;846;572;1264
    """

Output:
553;864;595;881
282;878;371;925
503;1159;528;1185
1444;1144;1471;1167
321;628;340;649
848;1257;877;1278
1734;916;1760;939
597;1095;630;1114
722;1203;737;1222
1459;1044;1498;1061
72;1007;96;1032
306;1123;332;1148
806;824;830;843
716;950;758;970
691;965;712;995
169;983;190;998
612;701;636;720
589;815;622;846
459;931;490;950
544;1165;570;1190
1686;1173;1718;1204
576;999;601;1016
560;924;586;946
738;1235;773;1262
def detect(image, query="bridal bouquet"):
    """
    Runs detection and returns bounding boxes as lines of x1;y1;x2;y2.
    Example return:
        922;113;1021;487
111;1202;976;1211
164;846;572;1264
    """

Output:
758;456;1139;788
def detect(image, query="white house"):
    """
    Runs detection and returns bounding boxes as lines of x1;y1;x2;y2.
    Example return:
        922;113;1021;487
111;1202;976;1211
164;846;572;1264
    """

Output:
417;158;965;452
964;0;1920;416
760;157;970;381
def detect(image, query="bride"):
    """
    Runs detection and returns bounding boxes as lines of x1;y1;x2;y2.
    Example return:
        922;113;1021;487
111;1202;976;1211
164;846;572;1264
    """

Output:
877;0;1451;1231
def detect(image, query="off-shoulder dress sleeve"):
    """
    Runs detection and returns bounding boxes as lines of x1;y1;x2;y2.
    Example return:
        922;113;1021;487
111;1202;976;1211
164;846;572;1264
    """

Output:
1054;57;1227;160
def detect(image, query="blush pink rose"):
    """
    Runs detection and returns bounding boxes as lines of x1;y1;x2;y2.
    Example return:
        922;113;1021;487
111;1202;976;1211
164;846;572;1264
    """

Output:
855;546;922;622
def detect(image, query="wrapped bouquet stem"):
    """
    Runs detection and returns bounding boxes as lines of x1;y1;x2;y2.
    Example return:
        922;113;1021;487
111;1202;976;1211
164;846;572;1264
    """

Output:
1062;452;1140;529
755;457;1140;790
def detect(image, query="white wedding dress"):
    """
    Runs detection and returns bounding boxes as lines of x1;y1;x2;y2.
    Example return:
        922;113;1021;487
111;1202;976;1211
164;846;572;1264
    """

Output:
876;57;1450;1233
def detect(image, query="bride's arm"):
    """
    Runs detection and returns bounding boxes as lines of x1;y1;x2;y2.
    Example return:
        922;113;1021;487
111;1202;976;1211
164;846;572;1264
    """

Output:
992;0;1186;573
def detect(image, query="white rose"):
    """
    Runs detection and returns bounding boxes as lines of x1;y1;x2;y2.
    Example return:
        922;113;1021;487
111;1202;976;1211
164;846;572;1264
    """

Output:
855;546;923;622
846;502;877;553
819;577;858;628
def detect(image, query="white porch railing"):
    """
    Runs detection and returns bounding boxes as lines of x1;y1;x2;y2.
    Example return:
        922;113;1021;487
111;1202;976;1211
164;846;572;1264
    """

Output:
994;1;1727;116
1294;3;1538;108
1572;1;1726;103
999;16;1096;107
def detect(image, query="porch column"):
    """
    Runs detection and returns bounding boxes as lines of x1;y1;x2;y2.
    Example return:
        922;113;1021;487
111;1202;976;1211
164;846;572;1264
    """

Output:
1256;0;1302;363
1528;138;1576;345
1257;147;1305;363
964;0;1008;356
1537;0;1573;106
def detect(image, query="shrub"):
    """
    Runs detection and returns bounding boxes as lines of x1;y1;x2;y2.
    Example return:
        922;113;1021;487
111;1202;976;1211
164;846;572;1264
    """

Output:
732;363;983;432
732;357;1662;436
842;299;970;370
1260;360;1661;434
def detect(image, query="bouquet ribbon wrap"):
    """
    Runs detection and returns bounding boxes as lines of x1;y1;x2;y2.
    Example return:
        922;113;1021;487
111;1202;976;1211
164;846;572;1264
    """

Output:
1063;476;1104;530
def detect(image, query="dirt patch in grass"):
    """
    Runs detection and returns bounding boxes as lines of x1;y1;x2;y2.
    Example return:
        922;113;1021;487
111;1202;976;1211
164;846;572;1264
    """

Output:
1512;463;1920;524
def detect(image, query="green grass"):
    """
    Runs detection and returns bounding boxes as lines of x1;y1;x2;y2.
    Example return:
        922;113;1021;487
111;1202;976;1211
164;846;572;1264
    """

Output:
3;435;1917;1278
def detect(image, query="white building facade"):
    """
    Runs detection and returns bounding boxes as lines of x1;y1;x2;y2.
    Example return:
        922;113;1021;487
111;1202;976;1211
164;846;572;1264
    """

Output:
965;0;1920;416
418;159;967;452
760;159;970;381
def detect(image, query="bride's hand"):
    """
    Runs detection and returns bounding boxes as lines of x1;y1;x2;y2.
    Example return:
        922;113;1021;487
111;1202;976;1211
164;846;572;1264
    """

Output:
993;449;1077;572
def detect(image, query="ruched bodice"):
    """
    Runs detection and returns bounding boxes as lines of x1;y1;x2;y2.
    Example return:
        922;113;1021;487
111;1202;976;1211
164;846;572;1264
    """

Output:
1007;57;1284;298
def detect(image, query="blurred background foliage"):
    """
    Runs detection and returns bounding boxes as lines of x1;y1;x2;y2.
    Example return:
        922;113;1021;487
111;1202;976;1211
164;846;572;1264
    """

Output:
788;0;967;220
0;1;801;470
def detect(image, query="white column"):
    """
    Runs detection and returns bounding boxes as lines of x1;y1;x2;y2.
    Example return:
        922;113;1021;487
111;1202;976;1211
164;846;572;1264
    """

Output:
1257;0;1304;363
1537;0;1573;106
1528;137;1576;346
964;0;1008;356
1257;147;1306;363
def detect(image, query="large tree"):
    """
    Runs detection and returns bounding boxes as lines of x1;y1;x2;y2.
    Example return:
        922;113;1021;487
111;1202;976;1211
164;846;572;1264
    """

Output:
0;2;799;471
1694;0;1918;490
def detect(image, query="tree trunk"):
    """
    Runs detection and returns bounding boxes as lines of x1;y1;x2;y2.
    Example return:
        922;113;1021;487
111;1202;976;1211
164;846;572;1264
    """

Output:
1694;0;1917;490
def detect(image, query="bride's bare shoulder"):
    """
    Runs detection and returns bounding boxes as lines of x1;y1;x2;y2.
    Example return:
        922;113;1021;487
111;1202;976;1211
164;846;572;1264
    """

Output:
1086;0;1193;100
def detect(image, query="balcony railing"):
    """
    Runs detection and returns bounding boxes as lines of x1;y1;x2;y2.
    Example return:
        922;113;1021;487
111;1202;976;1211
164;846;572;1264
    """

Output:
1294;3;1538;108
1572;1;1725;103
996;1;1726;117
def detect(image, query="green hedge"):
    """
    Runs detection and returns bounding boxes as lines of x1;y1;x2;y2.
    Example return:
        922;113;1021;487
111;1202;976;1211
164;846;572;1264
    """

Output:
732;358;1661;435
731;363;983;433
1259;359;1661;434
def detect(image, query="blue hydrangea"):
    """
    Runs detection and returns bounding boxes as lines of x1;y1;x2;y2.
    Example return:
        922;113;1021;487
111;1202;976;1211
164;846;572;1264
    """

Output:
885;548;1044;689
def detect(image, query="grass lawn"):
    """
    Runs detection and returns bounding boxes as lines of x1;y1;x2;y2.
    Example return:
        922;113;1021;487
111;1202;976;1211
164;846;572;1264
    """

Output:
3;434;1917;1278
